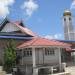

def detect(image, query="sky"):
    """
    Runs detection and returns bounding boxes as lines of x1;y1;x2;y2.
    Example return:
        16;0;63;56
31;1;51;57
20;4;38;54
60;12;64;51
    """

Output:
0;0;75;40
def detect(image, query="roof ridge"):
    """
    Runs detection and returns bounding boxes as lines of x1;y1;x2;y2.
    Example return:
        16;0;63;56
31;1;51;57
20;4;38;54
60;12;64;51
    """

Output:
28;37;38;46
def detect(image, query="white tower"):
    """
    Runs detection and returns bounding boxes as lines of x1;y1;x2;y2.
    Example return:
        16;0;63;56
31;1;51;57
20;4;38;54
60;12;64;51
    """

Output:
63;10;75;40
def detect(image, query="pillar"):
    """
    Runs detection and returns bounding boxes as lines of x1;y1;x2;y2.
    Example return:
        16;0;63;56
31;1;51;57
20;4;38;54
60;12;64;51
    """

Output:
32;47;38;75
58;47;62;71
32;47;36;68
51;67;53;75
21;49;23;65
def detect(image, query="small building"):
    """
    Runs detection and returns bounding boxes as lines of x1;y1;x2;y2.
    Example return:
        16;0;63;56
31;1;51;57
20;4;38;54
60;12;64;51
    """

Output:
0;18;35;63
17;37;71;75
0;18;72;75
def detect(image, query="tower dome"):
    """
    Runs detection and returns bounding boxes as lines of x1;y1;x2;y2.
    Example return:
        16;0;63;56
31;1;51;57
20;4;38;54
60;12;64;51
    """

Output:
63;10;71;16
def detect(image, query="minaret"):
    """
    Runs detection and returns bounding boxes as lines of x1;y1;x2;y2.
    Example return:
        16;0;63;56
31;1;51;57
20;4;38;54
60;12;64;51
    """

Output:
63;10;75;40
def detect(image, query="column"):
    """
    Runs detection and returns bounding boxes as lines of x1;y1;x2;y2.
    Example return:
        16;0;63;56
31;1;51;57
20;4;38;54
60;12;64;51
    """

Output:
21;49;23;65
32;47;36;68
43;47;45;64
32;47;38;75
51;67;53;75
58;47;62;71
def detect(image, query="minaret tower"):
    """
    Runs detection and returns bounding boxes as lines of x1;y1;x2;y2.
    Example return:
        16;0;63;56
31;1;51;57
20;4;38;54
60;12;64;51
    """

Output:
63;10;75;40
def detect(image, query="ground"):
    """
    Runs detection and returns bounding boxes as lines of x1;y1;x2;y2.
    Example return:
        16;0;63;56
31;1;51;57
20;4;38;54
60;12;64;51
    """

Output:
66;66;75;75
65;62;75;75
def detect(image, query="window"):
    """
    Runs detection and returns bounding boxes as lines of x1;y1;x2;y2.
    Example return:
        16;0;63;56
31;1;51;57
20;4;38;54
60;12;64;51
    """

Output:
64;18;66;21
16;49;22;58
24;48;32;57
69;17;71;21
35;47;43;50
16;49;22;56
45;48;55;55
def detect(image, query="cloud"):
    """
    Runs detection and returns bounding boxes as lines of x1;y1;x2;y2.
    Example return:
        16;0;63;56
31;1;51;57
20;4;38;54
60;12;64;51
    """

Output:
22;0;39;17
70;0;75;9
44;34;63;40
0;0;15;18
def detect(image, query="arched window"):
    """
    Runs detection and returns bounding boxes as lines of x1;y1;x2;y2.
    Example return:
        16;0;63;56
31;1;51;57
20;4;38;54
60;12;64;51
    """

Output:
69;17;71;21
64;18;66;21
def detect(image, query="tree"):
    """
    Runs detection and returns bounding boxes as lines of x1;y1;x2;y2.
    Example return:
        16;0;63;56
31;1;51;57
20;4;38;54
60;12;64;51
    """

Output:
4;39;16;73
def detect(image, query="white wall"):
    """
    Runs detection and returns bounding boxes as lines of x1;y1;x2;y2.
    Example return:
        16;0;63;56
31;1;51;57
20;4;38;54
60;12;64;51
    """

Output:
1;23;20;32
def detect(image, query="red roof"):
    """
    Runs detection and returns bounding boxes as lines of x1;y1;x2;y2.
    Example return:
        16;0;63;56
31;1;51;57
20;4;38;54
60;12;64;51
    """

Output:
14;22;36;37
0;18;36;37
17;37;71;49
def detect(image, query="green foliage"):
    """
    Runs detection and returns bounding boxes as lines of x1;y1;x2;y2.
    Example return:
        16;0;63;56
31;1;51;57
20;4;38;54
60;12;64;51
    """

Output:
0;60;3;66
4;39;16;73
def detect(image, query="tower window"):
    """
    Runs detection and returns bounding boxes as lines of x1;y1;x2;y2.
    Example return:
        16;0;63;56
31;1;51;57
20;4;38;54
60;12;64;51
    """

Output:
69;17;71;21
64;18;66;21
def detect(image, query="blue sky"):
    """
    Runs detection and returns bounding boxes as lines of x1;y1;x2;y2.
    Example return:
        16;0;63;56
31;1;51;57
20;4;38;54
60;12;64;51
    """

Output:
0;0;75;40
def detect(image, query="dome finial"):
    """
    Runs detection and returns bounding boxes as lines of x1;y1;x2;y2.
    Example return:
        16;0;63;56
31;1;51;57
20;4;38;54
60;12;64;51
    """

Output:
63;9;71;16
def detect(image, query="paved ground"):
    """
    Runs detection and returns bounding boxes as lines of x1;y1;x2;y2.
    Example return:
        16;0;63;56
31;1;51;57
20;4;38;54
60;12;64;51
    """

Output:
53;62;75;75
65;66;75;75
51;66;75;75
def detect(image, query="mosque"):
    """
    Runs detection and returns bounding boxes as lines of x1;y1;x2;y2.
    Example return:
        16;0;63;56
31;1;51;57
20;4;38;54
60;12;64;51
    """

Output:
0;10;74;75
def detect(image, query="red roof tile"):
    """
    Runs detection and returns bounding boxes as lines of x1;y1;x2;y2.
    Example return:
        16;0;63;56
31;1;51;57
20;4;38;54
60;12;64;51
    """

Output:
17;37;71;49
14;22;36;37
0;18;36;36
